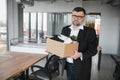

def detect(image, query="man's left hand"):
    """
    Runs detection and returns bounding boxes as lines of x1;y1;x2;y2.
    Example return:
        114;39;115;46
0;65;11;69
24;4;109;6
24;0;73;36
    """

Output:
71;51;82;60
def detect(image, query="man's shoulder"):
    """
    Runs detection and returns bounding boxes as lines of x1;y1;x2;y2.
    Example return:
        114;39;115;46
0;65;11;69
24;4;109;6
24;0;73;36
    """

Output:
84;26;96;35
62;25;71;31
63;25;71;29
84;26;95;32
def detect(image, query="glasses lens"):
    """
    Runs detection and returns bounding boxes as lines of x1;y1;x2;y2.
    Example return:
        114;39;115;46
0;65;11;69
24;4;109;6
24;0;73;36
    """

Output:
72;15;85;19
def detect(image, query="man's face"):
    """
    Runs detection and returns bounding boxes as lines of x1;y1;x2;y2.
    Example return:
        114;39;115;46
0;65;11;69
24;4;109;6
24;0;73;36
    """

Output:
72;11;85;26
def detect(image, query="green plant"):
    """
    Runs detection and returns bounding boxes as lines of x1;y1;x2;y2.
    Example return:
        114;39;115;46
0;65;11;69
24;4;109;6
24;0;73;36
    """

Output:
70;35;77;41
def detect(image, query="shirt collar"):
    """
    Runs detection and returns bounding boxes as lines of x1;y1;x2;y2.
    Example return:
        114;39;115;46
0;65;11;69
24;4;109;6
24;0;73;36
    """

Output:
69;24;84;30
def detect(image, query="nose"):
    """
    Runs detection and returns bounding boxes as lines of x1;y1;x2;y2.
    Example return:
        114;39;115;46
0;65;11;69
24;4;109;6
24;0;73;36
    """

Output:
73;17;79;20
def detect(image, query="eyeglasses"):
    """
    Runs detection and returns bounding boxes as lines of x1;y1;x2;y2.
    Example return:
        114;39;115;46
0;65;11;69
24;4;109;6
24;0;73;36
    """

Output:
72;15;85;19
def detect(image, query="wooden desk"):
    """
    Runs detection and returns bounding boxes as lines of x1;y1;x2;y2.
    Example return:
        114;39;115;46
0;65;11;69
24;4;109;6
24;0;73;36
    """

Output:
0;51;47;80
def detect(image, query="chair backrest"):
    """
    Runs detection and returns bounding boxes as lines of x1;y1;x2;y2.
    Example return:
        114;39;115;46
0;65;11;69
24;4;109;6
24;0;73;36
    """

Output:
45;55;60;74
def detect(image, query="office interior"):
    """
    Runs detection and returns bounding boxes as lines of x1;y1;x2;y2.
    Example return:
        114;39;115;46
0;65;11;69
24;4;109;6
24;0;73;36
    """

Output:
0;0;120;80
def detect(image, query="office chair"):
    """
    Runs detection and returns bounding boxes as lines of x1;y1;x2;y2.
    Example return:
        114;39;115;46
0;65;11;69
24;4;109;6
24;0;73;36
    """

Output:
110;55;120;80
29;55;60;80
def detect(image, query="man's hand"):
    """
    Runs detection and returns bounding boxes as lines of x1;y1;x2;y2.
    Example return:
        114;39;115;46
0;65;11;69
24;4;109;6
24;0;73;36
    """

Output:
71;51;82;60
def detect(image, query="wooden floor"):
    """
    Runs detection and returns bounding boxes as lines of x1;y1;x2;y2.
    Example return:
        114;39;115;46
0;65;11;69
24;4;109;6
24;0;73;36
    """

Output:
31;54;116;80
55;54;115;80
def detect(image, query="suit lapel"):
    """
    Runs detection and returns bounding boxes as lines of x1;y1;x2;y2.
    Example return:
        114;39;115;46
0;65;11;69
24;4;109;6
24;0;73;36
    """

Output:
65;28;71;37
63;26;85;41
77;29;85;42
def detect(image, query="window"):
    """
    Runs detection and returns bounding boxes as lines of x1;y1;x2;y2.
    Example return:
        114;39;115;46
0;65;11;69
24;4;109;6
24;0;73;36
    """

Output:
0;0;7;54
23;12;71;42
31;13;37;38
23;13;29;38
23;12;48;41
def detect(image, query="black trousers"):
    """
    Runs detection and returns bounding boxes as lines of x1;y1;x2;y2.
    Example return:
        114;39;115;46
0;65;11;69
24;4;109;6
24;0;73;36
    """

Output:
65;58;92;80
66;62;75;80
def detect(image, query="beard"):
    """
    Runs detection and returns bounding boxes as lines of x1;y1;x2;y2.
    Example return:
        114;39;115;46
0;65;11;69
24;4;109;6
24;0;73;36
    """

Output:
72;21;81;26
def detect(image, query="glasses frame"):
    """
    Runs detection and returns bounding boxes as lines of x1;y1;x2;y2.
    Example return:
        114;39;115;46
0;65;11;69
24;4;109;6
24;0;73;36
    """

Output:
72;15;85;19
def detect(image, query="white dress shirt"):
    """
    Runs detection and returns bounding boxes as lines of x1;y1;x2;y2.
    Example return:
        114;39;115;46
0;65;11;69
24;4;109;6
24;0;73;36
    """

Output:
66;24;84;63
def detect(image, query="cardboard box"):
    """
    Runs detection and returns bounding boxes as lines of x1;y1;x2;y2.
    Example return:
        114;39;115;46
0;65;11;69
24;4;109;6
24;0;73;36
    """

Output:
46;38;78;58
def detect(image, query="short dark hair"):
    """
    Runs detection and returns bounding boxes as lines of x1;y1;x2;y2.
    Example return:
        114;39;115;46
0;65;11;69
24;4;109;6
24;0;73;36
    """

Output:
72;7;86;15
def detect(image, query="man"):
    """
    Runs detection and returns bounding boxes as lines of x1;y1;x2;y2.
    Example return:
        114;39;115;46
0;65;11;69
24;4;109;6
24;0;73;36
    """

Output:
61;7;98;80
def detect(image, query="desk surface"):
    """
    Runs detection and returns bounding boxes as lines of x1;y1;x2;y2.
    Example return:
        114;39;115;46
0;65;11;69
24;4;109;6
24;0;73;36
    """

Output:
0;51;47;80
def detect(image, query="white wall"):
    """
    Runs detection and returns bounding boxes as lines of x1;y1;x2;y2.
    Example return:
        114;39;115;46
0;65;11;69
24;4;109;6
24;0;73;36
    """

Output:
24;0;82;12
119;10;120;55
100;5;120;54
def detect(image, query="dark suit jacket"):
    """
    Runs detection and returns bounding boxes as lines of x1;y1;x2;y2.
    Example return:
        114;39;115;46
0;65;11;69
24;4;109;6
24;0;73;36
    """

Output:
61;25;98;80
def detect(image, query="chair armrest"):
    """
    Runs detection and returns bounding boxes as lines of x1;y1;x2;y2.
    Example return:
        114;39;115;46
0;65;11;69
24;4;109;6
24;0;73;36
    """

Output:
31;65;44;73
110;55;120;67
